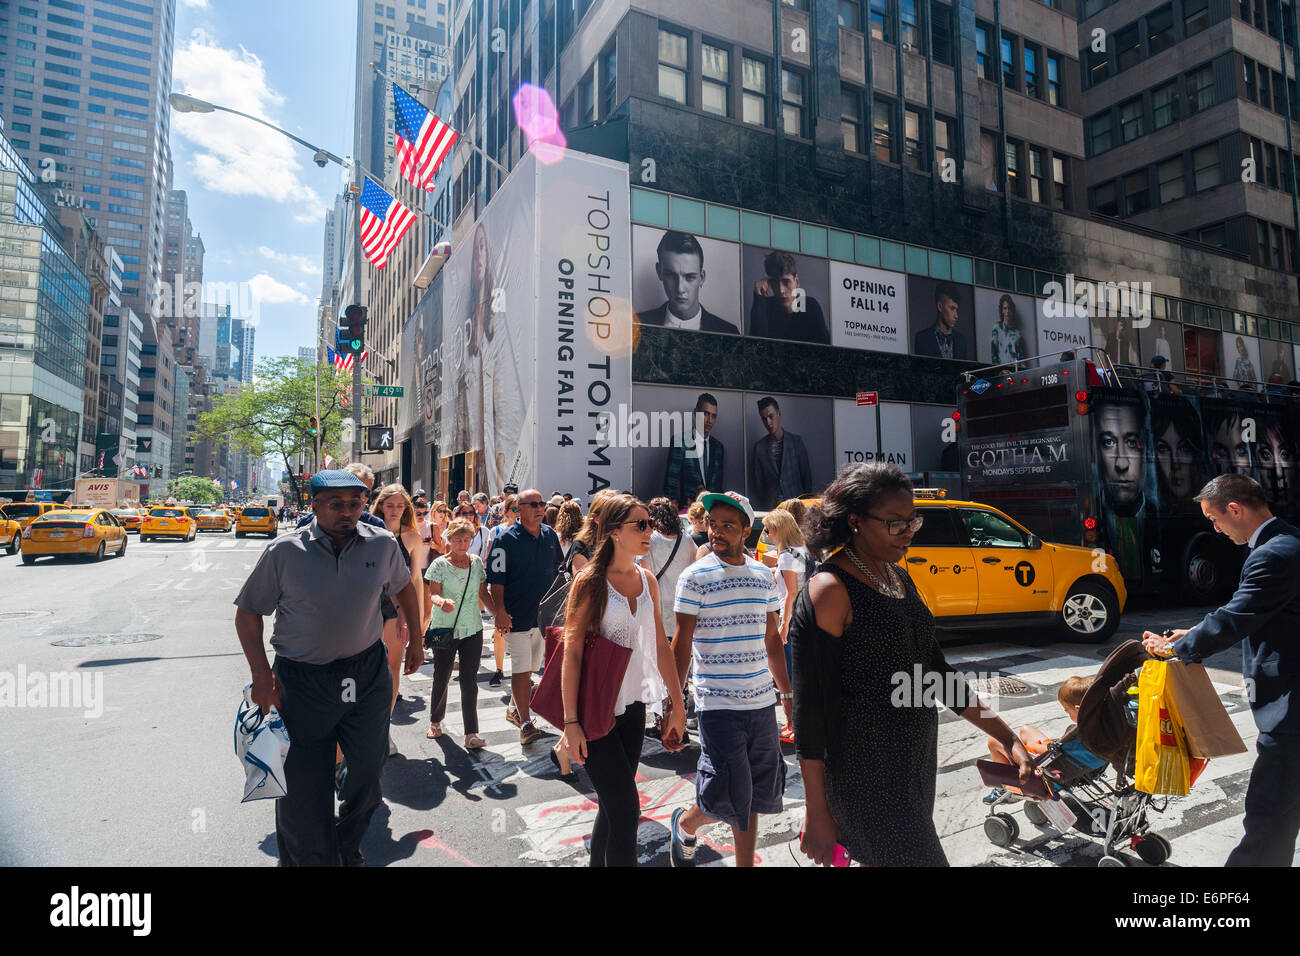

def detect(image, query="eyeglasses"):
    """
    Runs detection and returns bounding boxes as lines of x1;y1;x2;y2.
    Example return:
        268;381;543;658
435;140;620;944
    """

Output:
862;513;924;536
620;519;652;532
519;501;546;509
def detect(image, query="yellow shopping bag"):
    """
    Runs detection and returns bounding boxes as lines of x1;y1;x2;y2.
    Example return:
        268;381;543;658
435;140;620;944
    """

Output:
1134;660;1191;796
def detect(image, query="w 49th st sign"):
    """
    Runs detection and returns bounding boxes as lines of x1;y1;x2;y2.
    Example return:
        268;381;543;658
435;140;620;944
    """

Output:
364;385;404;397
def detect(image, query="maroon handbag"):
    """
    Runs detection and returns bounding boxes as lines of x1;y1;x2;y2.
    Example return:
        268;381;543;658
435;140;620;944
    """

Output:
532;626;632;742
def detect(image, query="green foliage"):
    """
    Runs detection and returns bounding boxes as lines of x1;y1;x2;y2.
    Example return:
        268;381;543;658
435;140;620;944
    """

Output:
168;475;222;505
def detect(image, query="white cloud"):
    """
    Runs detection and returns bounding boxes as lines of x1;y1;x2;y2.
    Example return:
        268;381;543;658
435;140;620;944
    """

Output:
257;245;322;276
172;30;326;223
180;0;210;8
249;273;310;305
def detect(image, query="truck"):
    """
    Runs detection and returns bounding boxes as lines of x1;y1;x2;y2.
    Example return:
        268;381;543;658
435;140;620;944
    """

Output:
74;478;140;510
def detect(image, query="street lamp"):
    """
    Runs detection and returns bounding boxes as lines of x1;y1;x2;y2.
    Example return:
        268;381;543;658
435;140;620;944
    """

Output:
167;92;348;167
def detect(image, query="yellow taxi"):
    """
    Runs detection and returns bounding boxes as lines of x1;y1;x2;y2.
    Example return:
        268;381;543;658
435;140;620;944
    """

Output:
110;507;143;533
197;508;233;532
792;490;1128;643
20;508;128;563
235;505;277;538
2;513;20;555
0;501;71;531
140;506;197;542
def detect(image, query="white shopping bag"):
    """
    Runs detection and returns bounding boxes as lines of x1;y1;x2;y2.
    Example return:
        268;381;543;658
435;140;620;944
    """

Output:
234;684;290;802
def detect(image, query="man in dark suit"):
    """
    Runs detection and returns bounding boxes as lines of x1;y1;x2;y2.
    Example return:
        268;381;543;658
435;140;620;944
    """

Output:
637;231;740;334
663;393;725;507
748;396;812;511
1144;474;1300;866
912;282;969;359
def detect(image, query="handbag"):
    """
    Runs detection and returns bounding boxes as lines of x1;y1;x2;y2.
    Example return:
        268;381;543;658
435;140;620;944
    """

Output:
234;685;290;803
423;559;474;652
532;628;633;742
1134;660;1191;796
1163;660;1247;759
653;532;684;582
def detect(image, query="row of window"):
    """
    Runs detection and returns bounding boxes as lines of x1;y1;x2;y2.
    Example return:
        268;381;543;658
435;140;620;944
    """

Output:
841;89;958;175
1083;2;1192;89
1091;141;1225;218
1242;56;1297;119
975;23;1066;110
833;0;955;67
1087;64;1214;156
980;132;1071;208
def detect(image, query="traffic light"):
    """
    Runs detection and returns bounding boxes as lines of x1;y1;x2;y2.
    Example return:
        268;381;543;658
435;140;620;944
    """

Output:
308;415;319;437
337;304;367;357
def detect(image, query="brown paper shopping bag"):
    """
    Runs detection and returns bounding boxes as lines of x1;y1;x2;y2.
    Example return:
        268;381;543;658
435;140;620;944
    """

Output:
1165;661;1247;759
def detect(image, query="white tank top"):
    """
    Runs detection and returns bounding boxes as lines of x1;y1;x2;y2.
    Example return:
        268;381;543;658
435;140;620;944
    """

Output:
602;566;667;716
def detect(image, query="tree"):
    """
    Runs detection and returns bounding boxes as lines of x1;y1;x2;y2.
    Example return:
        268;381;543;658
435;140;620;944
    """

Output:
198;357;371;484
168;475;223;505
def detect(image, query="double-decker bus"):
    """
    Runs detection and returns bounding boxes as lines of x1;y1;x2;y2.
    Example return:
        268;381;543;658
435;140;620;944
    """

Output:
956;347;1300;601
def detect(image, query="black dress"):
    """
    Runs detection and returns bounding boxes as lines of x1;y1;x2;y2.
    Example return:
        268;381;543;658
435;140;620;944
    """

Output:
789;561;972;866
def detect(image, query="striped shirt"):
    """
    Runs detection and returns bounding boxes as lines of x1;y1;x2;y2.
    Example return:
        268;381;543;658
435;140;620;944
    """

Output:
674;552;781;712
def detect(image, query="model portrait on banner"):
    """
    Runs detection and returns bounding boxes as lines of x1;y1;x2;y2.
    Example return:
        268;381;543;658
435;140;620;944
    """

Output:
1150;397;1205;513
1260;338;1296;393
1256;411;1300;510
1224;333;1262;390
1207;405;1255;476
469;222;528;493
973;288;1036;366
632;228;740;334
1094;396;1155;581
745;248;831;344
1138;318;1182;374
749;395;813;510
662;391;726;508
1091;313;1140;367
909;277;972;360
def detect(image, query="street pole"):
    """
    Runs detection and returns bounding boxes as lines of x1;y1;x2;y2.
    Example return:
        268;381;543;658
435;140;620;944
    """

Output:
350;161;364;464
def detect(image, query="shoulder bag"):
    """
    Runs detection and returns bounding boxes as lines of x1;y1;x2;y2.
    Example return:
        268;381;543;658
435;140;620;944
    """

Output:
423;560;474;652
653;532;684;582
532;626;633;742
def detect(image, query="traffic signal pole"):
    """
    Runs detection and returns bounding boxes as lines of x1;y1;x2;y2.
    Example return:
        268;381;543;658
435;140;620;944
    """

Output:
350;159;364;464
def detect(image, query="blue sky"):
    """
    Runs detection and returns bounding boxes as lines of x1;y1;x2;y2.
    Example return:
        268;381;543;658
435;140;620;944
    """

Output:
170;0;357;364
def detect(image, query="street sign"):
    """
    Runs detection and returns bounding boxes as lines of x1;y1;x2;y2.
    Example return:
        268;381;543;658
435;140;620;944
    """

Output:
856;391;878;406
364;385;404;397
366;425;395;452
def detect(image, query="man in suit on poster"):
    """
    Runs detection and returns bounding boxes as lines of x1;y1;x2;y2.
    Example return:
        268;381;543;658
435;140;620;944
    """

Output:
663;393;726;508
637;231;741;334
1144;474;1300;866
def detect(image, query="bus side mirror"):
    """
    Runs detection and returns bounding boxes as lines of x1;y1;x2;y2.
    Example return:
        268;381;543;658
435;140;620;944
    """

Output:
1027;534;1042;550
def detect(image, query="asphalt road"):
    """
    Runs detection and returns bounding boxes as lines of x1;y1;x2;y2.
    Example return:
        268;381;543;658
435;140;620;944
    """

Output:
0;529;1281;867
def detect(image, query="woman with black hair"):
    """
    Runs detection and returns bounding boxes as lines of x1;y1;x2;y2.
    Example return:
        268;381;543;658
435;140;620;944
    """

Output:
1151;398;1205;506
791;463;1034;866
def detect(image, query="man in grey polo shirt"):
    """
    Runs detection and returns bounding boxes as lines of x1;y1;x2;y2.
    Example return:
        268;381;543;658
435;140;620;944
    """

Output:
234;469;423;867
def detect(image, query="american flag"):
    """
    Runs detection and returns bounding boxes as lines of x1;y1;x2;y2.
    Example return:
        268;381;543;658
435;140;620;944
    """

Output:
358;177;416;269
393;84;457;191
328;346;367;374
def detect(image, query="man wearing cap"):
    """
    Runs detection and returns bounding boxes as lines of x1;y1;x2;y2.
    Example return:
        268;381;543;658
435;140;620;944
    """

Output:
1144;354;1182;395
296;463;386;529
668;491;792;867
234;469;425;866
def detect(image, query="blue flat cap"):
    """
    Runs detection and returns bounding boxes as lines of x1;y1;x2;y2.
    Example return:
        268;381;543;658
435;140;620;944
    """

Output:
310;469;367;493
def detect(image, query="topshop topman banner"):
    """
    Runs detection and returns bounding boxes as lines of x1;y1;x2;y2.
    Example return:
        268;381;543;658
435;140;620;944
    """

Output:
399;151;632;497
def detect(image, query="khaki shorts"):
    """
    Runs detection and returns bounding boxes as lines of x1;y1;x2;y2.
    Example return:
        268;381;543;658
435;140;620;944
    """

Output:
505;628;546;673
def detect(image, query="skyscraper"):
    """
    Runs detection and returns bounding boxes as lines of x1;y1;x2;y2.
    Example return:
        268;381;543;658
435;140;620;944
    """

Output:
0;0;177;322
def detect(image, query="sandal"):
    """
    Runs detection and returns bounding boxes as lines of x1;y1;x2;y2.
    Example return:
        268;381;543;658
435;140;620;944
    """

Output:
779;724;795;744
426;724;442;739
464;733;486;750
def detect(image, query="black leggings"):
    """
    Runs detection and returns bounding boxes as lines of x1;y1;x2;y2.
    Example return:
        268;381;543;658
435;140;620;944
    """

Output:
429;630;483;734
583;701;646;867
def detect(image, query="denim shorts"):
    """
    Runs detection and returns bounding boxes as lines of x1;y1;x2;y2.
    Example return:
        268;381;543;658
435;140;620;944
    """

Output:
695;707;786;832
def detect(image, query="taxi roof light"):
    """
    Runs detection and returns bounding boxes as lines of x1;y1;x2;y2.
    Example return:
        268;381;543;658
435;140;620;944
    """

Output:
913;488;947;500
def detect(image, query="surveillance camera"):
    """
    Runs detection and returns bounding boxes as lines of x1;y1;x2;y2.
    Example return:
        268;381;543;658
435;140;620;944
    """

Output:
313;149;329;168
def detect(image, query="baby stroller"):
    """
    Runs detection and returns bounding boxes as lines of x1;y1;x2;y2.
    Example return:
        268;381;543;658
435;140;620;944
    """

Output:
981;640;1176;867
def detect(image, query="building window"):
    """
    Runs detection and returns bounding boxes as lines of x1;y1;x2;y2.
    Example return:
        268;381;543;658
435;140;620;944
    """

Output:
904;106;927;170
1193;142;1221;190
1029;146;1046;202
981;130;999;191
976;24;991;80
1088;112;1113;154
873;97;895;162
1046;53;1061;106
1148;5;1175;54
1115;24;1141;72
1024;44;1039;98
1152;80;1180;127
1086;44;1110;87
1124;168;1150;214
1001;34;1017;90
1185;0;1210;35
1005;138;1023;195
842;86;863;152
838;0;862;30
701;43;729;117
1158;156;1186;202
1256;220;1269;263
1119;97;1144;142
1265;142;1280;187
742;56;768;126
1092;180;1118;216
870;0;894;42
782;69;807;136
1187;64;1215;113
931;2;953;65
657;29;688;105
600;44;617;116
900;0;921;51
935;115;956;176
1052;155;1068;207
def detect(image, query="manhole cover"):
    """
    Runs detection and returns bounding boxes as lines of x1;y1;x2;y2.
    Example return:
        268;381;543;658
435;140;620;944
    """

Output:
0;610;52;622
50;633;164;647
966;676;1034;697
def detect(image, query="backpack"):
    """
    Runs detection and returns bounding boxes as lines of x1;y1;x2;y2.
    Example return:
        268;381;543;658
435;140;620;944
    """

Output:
784;548;816;595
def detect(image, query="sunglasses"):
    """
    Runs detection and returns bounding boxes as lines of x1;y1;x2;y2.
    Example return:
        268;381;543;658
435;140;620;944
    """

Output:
620;519;652;532
510;507;520;513
519;501;546;509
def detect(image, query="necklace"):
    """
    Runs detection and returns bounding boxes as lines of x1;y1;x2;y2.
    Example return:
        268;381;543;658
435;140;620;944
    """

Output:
844;545;904;598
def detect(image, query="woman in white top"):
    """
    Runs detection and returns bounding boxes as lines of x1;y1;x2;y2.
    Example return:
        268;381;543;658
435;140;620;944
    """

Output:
642;496;696;640
560;494;687;867
762;508;812;744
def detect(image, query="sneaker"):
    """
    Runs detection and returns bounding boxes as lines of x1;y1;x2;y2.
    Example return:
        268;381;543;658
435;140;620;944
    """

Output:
519;721;543;745
982;787;1008;805
504;706;522;728
686;715;698;732
335;759;347;796
388;734;399;757
669;807;697;867
488;670;503;688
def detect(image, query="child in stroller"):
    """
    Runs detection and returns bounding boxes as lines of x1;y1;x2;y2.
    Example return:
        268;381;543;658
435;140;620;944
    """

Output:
978;640;1176;867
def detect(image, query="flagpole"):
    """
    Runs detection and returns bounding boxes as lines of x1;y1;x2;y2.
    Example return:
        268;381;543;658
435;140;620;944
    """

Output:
370;62;509;179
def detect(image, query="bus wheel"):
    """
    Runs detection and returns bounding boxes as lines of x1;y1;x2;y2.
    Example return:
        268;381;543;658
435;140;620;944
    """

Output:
1181;536;1222;604
1058;580;1119;643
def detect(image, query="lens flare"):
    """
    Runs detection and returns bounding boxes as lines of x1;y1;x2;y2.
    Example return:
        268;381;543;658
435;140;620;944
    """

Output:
512;84;567;165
